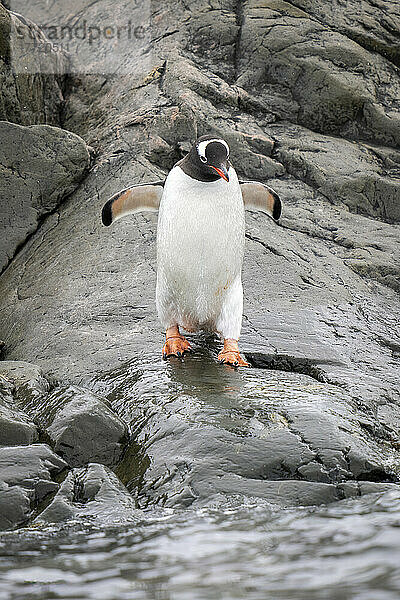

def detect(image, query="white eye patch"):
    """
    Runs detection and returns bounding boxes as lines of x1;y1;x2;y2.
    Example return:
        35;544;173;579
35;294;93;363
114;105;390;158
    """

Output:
197;139;230;161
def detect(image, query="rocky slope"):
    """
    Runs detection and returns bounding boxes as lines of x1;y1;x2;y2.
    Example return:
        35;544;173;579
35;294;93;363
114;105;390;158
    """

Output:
0;0;399;529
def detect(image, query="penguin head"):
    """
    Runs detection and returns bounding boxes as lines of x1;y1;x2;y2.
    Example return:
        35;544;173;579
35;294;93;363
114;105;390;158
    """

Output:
196;136;230;182
181;136;230;182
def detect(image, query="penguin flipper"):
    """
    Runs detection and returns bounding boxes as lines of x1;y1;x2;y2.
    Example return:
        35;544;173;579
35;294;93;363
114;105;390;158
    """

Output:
240;181;281;222
102;181;164;226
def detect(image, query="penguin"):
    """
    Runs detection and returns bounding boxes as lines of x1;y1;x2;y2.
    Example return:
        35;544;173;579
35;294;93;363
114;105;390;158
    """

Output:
102;135;281;367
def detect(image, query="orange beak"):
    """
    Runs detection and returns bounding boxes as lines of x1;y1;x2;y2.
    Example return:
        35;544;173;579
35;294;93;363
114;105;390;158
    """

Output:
210;165;229;182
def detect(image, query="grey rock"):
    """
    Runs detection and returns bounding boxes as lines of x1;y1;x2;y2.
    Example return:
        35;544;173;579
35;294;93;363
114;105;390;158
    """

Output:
0;0;399;516
0;367;129;468
236;0;400;146
0;444;68;530
0;4;68;125
0;361;52;446
297;462;331;484
0;378;38;445
357;482;400;495
287;0;400;68
209;476;342;507
0;480;31;530
0;121;90;272
339;481;400;499
274;177;400;293
0;360;50;404
21;385;129;468
37;463;140;525
0;444;67;493
272;124;400;222
94;356;398;508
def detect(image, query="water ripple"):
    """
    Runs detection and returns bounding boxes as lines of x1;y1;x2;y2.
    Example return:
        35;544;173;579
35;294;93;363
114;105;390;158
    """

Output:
1;491;400;599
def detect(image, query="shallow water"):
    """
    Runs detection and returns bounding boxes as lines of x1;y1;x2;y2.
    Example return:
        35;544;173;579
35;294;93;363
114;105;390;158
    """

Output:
1;490;400;600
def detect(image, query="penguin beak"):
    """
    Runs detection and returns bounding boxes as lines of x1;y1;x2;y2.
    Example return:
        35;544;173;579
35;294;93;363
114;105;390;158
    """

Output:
210;164;229;182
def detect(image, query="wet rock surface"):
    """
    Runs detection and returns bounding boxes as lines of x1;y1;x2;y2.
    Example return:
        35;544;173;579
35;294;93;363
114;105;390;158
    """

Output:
0;362;128;468
272;124;400;222
0;0;398;543
38;463;140;526
0;362;48;447
0;444;67;530
0;380;38;446
91;352;399;509
0;361;50;403
26;385;129;468
236;0;400;147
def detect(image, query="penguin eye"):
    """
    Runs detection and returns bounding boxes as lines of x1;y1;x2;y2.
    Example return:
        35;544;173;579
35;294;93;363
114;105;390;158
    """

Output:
200;155;207;163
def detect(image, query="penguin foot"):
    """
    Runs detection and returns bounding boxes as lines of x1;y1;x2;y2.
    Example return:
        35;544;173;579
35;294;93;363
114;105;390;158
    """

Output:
162;335;191;359
218;350;249;367
218;338;249;368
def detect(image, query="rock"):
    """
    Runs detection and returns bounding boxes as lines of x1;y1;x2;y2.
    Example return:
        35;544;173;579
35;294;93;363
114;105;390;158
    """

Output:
37;463;140;525
286;0;400;68
275;178;400;293
0;378;38;445
0;360;50;402
94;356;398;509
0;121;90;272
0;361;53;446
25;385;129;468
236;0;400;147
0;444;68;530
272;124;400;222
0;0;399;515
0;444;67;494
0;363;128;466
0;480;31;530
0;3;68;125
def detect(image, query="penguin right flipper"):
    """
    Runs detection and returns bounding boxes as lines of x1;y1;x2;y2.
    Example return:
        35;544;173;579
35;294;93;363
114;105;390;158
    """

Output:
240;181;281;222
102;181;164;226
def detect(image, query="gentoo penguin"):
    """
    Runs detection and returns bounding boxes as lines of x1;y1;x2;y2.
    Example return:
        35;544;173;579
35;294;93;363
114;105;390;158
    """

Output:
102;135;281;367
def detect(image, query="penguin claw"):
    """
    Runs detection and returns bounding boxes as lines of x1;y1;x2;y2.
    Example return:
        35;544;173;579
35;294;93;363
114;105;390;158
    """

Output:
162;336;191;359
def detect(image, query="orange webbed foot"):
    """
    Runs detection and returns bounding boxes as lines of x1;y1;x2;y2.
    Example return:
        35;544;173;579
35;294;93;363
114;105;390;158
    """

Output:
217;350;249;367
218;338;249;368
162;335;192;359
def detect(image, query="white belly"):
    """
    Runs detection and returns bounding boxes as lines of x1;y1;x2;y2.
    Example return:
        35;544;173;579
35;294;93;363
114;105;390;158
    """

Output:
156;166;245;332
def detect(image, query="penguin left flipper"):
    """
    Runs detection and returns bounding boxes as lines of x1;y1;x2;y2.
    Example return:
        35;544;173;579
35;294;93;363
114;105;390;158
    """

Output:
240;181;281;222
102;181;164;226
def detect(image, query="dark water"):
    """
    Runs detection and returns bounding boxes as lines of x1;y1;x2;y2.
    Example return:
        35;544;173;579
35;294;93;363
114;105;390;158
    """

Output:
1;490;400;600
